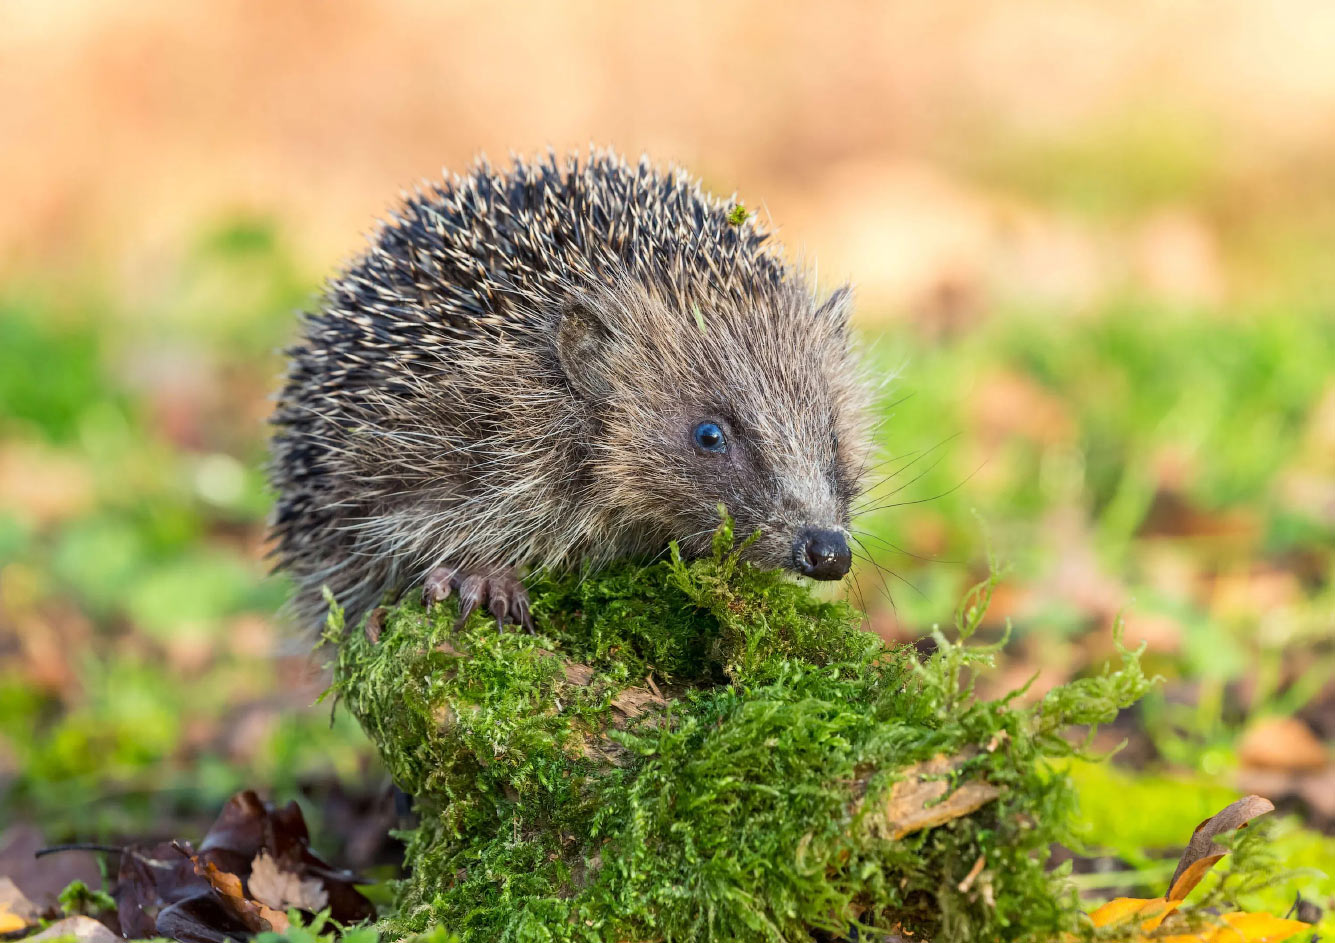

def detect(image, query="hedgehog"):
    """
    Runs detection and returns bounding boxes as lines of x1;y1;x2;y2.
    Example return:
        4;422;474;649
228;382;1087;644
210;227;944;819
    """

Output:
269;149;872;634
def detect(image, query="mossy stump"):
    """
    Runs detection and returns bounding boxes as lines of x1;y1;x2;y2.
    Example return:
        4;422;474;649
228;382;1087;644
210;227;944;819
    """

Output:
330;525;1149;942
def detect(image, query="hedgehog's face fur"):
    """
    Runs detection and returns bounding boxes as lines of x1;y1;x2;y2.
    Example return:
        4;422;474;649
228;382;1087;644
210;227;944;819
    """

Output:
555;278;871;579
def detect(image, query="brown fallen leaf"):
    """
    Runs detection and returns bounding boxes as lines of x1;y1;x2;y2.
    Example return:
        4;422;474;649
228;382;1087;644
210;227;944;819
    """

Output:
25;915;121;943
113;841;208;941
365;607;385;645
192;857;289;934
152;892;252;943
248;850;328;913
858;751;1003;841
1165;795;1275;901
1082;795;1308;942
193;790;374;926
1237;717;1328;772
107;790;375;942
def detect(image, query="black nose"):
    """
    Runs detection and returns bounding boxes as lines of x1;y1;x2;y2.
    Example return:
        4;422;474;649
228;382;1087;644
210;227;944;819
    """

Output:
792;528;852;580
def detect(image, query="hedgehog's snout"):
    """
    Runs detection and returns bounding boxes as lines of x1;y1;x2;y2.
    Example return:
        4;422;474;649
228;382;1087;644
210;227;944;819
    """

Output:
792;527;851;581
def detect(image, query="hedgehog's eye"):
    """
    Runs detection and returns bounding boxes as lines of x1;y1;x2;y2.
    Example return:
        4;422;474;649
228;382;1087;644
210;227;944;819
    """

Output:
692;421;728;454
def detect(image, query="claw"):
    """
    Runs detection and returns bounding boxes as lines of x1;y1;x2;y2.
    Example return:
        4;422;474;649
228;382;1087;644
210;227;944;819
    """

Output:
488;594;511;633
425;563;533;633
422;566;457;606
515;598;535;635
454;573;486;629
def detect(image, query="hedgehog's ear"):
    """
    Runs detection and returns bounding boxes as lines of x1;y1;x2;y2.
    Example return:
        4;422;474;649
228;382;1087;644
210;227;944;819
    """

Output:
555;298;613;400
814;285;853;329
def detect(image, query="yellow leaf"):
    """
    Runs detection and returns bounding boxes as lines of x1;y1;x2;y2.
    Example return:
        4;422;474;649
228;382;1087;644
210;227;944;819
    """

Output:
1151;911;1311;943
1138;899;1180;933
1215;911;1310;942
1087;897;1180;932
0;906;29;934
1166;854;1227;902
1090;897;1158;928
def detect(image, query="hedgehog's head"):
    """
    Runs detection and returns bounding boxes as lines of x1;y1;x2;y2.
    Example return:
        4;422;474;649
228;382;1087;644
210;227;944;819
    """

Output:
554;277;871;580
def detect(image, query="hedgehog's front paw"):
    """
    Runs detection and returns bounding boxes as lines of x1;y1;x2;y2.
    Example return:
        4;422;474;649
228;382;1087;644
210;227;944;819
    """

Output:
422;564;533;634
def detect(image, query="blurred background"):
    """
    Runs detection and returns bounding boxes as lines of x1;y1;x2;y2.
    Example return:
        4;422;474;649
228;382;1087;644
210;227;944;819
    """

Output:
1;0;1333;914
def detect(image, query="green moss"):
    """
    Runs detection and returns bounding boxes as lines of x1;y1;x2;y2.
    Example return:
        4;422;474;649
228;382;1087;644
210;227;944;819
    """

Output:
331;521;1151;942
58;880;116;917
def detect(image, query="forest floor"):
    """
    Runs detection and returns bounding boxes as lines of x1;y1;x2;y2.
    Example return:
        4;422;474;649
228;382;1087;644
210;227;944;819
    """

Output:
1;218;1332;930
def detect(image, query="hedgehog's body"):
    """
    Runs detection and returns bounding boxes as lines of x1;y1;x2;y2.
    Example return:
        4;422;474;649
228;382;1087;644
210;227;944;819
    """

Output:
270;150;870;632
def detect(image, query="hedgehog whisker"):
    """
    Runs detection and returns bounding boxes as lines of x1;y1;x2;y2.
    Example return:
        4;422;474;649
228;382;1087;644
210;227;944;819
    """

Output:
852;434;961;512
848;528;952;565
854;460;983;516
849;536;926;602
848;544;904;628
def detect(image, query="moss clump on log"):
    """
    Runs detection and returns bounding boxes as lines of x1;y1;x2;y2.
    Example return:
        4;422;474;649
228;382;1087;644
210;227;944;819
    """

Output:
330;521;1150;942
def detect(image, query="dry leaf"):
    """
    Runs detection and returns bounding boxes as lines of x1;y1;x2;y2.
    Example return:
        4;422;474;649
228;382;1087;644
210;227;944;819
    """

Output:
193;789;374;925
859;751;1002;841
1155;911;1312;943
1089;897;1181;934
1166;795;1274;901
0;907;28;935
1213;911;1313;942
113;841;214;941
1237;717;1328;773
364;607;385;645
111;790;373;941
248;850;328;912
25;915;122;943
1080;796;1310;943
194;859;289;933
1090;902;1309;942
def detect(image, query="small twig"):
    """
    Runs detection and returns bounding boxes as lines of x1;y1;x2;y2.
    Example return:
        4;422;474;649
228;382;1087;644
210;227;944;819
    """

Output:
958;855;986;893
35;843;125;858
